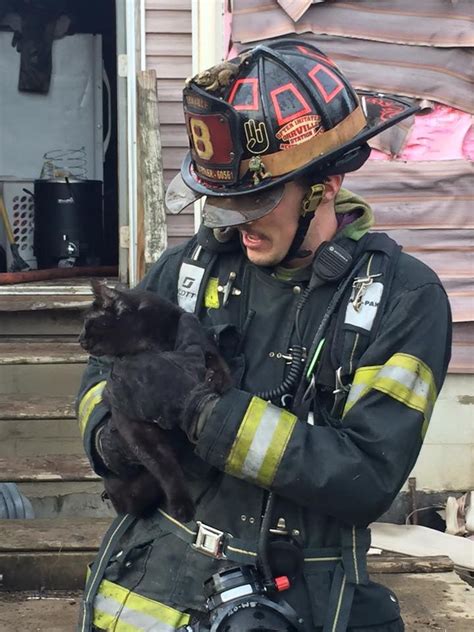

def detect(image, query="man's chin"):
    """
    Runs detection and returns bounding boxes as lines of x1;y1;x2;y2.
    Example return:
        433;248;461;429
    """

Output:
245;248;283;267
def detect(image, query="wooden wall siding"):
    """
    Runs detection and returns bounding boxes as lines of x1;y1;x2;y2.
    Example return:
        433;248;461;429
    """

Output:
230;0;473;373
343;160;474;374
145;0;194;245
232;0;474;47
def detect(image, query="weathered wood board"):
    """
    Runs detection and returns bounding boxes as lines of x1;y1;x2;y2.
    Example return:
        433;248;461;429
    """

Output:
0;456;99;482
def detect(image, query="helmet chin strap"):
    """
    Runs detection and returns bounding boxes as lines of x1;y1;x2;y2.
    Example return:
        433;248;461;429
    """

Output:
282;183;325;264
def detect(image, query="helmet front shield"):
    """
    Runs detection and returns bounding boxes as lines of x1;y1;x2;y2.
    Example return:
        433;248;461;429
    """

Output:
203;184;285;228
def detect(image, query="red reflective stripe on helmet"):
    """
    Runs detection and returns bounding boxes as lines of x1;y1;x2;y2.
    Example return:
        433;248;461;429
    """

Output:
297;45;338;68
270;83;312;126
308;64;344;104
228;77;259;111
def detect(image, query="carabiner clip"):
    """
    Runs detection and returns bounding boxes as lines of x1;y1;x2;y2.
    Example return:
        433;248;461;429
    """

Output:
331;367;351;417
302;374;316;402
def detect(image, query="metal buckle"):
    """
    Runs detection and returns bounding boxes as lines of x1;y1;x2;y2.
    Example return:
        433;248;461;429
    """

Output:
192;521;225;558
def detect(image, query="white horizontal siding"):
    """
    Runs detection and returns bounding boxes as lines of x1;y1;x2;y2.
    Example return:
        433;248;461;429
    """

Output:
145;0;194;244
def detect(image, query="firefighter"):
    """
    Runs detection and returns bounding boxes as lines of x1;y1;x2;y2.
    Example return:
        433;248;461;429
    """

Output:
77;41;452;631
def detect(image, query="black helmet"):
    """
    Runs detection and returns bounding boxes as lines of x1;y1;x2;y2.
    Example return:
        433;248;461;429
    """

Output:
166;39;417;228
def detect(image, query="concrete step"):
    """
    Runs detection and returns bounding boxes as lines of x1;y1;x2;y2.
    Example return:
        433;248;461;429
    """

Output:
17;481;114;520
0;455;111;519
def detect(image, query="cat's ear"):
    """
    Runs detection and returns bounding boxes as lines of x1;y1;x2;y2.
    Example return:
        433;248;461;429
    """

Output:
90;280;120;308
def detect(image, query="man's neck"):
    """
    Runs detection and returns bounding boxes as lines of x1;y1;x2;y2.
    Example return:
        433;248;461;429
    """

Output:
285;203;338;269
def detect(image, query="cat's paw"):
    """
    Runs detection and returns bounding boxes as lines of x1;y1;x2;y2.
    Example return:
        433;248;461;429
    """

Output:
168;497;195;524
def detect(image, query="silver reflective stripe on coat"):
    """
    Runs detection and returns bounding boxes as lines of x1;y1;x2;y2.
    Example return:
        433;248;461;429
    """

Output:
240;403;283;480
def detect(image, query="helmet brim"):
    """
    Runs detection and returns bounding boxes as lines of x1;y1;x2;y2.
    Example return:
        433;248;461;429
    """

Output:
203;184;285;228
165;173;285;228
165;173;202;214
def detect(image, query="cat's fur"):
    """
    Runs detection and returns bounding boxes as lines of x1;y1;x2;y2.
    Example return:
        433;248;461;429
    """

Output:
79;280;231;521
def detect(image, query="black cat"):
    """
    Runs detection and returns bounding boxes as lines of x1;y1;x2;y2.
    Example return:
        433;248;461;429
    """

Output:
79;280;231;522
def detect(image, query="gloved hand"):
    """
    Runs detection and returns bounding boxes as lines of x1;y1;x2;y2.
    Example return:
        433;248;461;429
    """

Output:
106;312;219;437
94;414;143;477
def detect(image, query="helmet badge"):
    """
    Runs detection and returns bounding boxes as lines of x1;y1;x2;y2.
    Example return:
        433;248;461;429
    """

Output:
244;119;270;154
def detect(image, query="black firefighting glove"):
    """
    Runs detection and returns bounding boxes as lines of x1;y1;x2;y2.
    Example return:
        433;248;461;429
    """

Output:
106;312;219;440
94;415;143;477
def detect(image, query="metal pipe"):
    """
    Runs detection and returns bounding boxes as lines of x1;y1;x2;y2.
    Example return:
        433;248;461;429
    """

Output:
126;0;138;286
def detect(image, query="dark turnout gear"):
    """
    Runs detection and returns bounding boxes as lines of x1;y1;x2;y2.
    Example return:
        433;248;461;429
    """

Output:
77;198;452;631
77;38;448;632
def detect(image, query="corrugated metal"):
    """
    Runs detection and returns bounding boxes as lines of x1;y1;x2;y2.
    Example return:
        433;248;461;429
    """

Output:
145;0;194;243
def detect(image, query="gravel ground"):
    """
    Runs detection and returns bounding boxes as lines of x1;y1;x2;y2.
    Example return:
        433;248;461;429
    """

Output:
0;572;472;631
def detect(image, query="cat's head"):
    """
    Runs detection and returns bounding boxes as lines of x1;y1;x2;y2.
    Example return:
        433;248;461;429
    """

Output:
79;281;150;356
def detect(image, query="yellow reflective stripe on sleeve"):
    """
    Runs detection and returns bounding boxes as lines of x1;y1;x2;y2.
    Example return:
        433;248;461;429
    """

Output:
93;577;190;631
204;277;220;308
343;354;437;437
226;396;297;486
343;366;380;416
78;380;107;437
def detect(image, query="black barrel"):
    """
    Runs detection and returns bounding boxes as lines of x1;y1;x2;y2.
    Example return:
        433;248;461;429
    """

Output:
34;178;103;268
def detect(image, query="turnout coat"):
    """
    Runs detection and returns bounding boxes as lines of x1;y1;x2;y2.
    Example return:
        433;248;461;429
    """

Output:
77;202;451;632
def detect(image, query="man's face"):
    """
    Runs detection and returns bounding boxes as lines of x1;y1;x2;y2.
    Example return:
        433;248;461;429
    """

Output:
237;182;306;267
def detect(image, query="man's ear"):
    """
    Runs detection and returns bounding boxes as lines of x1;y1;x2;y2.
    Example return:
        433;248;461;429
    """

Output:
323;174;344;201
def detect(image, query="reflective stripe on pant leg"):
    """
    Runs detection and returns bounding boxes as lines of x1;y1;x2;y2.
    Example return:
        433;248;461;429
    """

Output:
93;577;190;632
225;396;297;486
